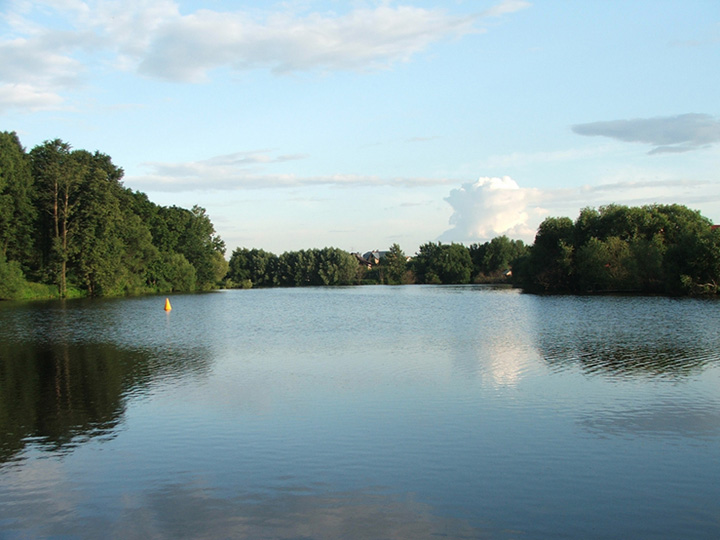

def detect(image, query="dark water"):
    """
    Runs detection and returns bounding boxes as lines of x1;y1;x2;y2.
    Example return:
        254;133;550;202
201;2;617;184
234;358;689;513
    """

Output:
1;286;719;539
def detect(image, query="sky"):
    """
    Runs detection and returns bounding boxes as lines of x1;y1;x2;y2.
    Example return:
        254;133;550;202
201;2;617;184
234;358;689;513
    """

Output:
2;0;719;256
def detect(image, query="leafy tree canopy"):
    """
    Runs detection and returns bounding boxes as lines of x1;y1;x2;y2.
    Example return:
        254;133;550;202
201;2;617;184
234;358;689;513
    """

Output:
0;132;226;299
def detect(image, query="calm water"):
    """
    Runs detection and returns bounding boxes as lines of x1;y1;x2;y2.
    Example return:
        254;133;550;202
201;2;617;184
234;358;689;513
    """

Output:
1;286;719;539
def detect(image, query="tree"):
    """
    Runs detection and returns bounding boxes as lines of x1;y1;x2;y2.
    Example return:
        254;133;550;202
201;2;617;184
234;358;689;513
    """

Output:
518;204;720;295
470;236;528;280
575;236;632;292
411;242;472;284
227;248;278;287
664;222;720;294
182;206;226;289
1;133;227;297
411;242;443;284
316;247;358;285
71;150;127;295
518;217;575;292
627;234;665;292
147;204;226;290
0;254;27;300
30;140;86;297
437;243;473;284
147;252;196;292
0;132;35;271
380;243;409;284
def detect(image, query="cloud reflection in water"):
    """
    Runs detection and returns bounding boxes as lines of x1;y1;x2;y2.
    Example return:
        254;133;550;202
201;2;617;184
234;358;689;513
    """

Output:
1;476;491;540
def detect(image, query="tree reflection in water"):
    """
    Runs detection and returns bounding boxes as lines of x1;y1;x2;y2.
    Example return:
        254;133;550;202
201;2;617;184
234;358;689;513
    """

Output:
0;339;211;463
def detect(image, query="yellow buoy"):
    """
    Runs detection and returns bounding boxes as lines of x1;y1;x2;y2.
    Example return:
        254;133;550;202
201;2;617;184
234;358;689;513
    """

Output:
164;298;172;311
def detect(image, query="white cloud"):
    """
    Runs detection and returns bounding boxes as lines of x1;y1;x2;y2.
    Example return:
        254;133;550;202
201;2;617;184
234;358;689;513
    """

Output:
129;172;452;192
0;31;89;110
0;0;528;99
572;114;720;154
136;6;478;81
438;172;720;245
0;83;65;111
439;176;546;244
2;1;481;87
128;151;455;192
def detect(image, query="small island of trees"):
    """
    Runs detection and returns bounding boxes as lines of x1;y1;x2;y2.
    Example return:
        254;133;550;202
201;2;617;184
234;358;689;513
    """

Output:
2;130;719;300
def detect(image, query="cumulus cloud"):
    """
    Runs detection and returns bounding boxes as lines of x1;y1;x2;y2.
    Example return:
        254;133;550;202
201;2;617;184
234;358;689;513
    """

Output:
438;173;720;246
439;176;546;243
572;113;720;154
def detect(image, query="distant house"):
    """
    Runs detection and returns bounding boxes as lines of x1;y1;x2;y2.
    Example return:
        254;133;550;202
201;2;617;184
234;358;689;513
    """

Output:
352;252;374;268
362;250;389;265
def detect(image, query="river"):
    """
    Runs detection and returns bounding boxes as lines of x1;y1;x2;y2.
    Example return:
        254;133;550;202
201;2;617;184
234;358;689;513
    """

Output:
1;285;719;539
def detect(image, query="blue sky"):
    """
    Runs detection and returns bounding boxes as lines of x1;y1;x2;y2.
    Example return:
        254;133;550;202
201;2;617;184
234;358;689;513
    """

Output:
2;0;719;256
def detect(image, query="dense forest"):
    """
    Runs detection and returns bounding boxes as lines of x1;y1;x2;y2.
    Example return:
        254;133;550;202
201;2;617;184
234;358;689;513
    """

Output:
3;131;719;300
0;132;227;300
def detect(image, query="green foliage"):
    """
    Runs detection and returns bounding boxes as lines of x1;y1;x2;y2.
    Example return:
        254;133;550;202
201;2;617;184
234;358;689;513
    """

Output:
277;249;315;286
228;248;278;287
0;132;36;271
379;243;410;284
147;252;197;293
516;204;720;295
0;133;226;300
147;204;226;290
575;236;632;291
30;139;85;297
316;247;358;285
0;254;27;300
411;242;473;284
7;130;716;299
229;246;360;288
0;254;59;300
469;236;528;281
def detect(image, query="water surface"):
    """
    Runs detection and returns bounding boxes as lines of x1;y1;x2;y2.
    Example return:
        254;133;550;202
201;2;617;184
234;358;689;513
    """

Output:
1;286;719;539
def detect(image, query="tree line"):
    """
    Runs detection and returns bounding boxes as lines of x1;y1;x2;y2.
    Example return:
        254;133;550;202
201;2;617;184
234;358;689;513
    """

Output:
226;236;529;288
4;130;719;299
0;132;227;300
226;204;720;296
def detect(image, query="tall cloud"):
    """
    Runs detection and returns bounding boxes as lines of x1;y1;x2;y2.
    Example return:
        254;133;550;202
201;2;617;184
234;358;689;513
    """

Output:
572;113;720;154
439;177;546;243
